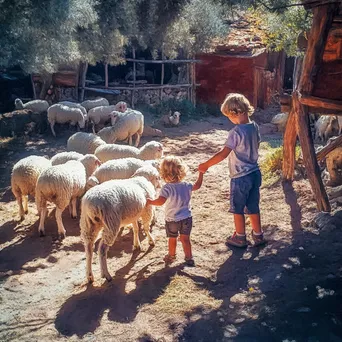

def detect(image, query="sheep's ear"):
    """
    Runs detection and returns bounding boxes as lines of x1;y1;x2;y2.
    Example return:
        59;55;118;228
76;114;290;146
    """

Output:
168;109;172;116
95;159;101;166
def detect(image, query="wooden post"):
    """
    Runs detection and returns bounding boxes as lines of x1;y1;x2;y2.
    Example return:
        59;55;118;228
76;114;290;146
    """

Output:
192;62;196;106
294;4;337;212
80;61;88;102
317;135;342;162
104;62;108;88
282;57;303;180
160;49;164;103
30;74;37;99
131;48;136;109
187;63;191;101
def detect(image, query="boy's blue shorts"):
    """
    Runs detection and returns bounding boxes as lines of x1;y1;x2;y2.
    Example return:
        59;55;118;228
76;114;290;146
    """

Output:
229;170;262;215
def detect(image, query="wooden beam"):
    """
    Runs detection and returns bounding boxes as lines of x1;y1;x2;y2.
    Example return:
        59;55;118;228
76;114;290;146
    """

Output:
299;95;342;112
30;74;37;99
317;135;342;161
299;5;339;94
81;84;200;91
294;91;331;212
125;58;201;64
132;48;136;109
80;61;88;102
104;63;108;88
282;100;297;180
160;49;164;103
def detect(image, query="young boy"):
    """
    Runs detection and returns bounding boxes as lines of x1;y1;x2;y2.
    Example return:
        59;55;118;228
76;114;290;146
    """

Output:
147;156;203;266
198;93;266;247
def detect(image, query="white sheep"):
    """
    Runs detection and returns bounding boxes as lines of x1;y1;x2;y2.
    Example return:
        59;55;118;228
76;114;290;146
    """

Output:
97;110;144;147
58;101;87;117
94;141;163;163
87;158;160;188
11;155;51;221
87;102;127;133
67;132;106;155
15;98;49;113
36;154;101;238
80;165;159;282
51;151;84;165
271;113;289;132
315;115;336;142
81;97;110;111
47;104;86;137
159;111;181;127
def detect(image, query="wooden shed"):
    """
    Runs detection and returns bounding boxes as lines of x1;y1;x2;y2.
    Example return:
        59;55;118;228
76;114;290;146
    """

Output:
196;17;285;109
282;0;342;212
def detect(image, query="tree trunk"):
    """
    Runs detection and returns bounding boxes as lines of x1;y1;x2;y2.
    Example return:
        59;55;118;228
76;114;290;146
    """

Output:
39;73;52;100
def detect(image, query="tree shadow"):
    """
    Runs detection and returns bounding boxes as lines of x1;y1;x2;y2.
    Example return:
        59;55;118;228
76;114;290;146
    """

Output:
55;262;184;337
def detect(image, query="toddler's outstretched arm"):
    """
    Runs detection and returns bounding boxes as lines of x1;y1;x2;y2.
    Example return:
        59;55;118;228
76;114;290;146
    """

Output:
199;146;231;173
192;172;204;191
146;196;166;206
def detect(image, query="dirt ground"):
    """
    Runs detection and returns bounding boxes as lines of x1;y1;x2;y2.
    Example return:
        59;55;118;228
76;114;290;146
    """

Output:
0;115;342;342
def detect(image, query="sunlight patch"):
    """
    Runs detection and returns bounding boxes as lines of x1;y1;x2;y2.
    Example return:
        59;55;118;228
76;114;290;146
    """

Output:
153;275;222;315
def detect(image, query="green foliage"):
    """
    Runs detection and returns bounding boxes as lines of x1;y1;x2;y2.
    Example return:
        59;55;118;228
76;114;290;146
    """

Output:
249;0;312;57
0;0;228;74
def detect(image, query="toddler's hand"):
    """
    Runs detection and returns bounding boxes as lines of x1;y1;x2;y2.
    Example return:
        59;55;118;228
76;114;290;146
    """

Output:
198;163;208;173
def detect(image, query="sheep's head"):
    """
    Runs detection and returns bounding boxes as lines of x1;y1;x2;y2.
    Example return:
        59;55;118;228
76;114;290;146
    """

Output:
109;111;121;126
144;159;161;171
81;154;101;178
141;141;164;160
14;98;24;109
78;113;86;129
115;101;127;113
169;111;181;126
132;165;162;189
86;176;100;190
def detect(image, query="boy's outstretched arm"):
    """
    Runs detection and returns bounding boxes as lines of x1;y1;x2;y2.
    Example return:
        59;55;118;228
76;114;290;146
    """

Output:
198;146;231;173
146;196;167;206
192;172;204;191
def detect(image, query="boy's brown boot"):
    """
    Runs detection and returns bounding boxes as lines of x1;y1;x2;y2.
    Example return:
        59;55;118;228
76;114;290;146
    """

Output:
252;231;267;247
226;233;248;248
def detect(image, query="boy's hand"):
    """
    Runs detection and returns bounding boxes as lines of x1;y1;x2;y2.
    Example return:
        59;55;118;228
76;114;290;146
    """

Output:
198;163;208;173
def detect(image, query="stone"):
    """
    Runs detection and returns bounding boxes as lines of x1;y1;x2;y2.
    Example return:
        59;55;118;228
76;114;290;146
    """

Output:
259;123;277;135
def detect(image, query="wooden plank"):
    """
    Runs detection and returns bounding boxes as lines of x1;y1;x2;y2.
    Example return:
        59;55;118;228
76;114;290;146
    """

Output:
83;87;120;95
104;63;108;88
299;95;342;112
80;61;88;102
160;50;164;103
317;135;342;161
81;84;199;91
30;74;36;99
125;58;201;64
132;48;136;109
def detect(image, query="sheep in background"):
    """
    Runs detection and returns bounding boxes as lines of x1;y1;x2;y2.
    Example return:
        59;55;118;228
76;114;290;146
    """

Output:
58;101;87;117
87;158;160;188
47;104;86;137
87;102;127;133
159;111;181;127
98;109;144;146
15;99;49;113
67;132;107;155
326;146;342;186
80;165;159;282
142;125;164;137
315;115;336;142
11;156;51;221
36;154;101;238
81;97;109;111
271;113;289;132
95;141;163;163
51;151;84;165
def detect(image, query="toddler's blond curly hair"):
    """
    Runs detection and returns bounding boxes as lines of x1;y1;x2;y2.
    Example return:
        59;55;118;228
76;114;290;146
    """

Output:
221;93;254;118
160;156;188;183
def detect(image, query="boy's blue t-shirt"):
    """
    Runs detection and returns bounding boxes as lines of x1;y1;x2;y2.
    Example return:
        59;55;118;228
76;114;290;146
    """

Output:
225;121;260;179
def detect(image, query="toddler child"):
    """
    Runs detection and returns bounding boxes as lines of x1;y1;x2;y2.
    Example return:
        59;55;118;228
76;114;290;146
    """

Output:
147;156;203;265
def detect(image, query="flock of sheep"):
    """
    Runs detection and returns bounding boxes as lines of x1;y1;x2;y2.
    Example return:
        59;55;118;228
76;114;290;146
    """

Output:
11;97;168;283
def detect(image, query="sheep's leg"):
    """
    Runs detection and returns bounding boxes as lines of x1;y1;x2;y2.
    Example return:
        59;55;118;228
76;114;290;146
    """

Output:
132;221;142;251
55;207;66;239
38;205;48;237
98;239;112;281
50;122;56;137
85;240;95;283
70;198;77;219
128;134;133;146
16;195;25;221
134;133;141;147
23;195;28;214
141;206;155;246
92;122;96;134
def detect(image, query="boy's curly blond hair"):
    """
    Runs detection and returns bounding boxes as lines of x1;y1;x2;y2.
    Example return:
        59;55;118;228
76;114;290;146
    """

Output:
160;156;188;183
221;93;254;118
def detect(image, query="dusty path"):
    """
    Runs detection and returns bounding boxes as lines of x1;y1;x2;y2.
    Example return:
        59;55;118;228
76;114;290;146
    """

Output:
0;117;341;342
